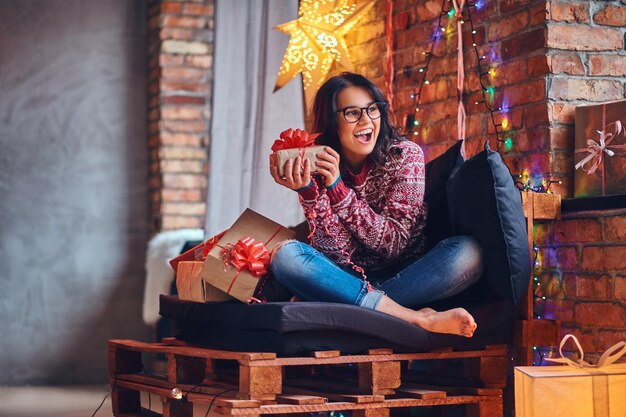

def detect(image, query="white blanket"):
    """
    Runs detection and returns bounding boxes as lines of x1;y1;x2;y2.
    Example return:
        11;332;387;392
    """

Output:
143;228;204;326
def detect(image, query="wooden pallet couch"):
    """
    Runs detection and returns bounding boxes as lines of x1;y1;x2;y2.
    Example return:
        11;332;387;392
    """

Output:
109;337;508;417
108;142;561;417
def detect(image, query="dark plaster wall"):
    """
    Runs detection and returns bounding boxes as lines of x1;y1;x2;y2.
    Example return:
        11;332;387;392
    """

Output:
0;1;150;384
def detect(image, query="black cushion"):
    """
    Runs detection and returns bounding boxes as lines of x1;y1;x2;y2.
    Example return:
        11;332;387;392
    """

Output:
423;141;464;248
446;141;530;305
160;295;512;354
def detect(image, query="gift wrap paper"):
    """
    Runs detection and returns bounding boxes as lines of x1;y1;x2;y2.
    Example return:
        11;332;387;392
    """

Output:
515;364;626;417
200;209;295;303
176;261;232;303
574;99;626;197
276;145;327;177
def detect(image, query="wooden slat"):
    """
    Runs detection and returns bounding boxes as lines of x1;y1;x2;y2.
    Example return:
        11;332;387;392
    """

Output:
395;388;446;399
311;350;341;358
117;373;238;397
402;382;502;397
218;396;502;415
367;348;393;355
282;385;384;403
214;399;262;409
521;192;561;220
276;395;327;405
240;347;507;366
110;339;276;362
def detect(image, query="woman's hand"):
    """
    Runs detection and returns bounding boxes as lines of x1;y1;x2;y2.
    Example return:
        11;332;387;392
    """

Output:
269;153;312;191
315;147;341;187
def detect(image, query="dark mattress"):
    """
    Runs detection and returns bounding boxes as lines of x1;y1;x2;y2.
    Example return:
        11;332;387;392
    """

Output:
159;294;515;355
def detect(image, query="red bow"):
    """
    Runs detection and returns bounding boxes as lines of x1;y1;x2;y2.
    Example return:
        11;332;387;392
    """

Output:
228;237;271;277
271;128;321;152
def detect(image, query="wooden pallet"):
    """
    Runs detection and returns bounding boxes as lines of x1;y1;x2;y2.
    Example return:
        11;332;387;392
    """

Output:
109;339;507;417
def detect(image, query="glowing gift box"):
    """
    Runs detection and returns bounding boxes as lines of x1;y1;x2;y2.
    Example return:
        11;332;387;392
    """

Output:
515;335;626;417
574;99;626;197
200;209;295;303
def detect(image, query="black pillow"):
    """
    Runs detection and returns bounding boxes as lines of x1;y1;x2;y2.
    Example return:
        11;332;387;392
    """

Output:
423;140;464;248
446;141;530;305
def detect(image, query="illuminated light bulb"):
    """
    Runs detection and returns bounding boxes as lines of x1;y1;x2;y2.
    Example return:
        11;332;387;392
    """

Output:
424;80;430;85
460;20;465;24
448;9;456;17
419;68;424;72
502;118;509;130
413;120;419;126
504;137;513;151
533;346;538;351
472;29;477;34
413;131;419;136
415;107;420;112
171;388;183;400
472;42;477;47
422;51;428;55
489;68;497;78
534;277;539;281
440;26;446;32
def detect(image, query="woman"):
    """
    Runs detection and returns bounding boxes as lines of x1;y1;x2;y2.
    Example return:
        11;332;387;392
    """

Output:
269;72;482;337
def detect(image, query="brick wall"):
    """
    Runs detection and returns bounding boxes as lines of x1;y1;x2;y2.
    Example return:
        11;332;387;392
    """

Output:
147;0;214;232
345;0;626;354
539;0;626;354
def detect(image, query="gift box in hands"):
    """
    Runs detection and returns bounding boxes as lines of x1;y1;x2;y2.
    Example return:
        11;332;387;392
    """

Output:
271;128;328;177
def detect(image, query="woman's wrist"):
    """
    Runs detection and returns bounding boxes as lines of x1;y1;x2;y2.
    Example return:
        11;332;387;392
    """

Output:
325;175;341;190
295;180;314;192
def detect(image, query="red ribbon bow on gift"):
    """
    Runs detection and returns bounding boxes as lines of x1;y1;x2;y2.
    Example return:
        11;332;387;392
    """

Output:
271;128;321;152
228;237;271;277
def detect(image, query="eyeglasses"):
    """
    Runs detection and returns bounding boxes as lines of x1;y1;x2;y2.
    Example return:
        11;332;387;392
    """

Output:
336;102;385;123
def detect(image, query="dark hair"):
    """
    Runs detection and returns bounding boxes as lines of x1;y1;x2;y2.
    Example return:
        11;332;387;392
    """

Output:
312;72;404;168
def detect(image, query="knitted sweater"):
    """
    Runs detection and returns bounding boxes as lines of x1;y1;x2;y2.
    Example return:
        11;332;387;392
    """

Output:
298;140;428;274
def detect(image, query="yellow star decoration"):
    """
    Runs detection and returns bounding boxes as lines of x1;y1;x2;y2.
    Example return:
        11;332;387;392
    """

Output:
274;0;375;102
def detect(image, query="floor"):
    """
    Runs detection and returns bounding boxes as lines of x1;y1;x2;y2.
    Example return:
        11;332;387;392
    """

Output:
0;385;216;417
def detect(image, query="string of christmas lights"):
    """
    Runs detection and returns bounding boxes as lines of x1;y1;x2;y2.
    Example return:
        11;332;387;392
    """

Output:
464;3;507;149
514;174;563;193
405;0;448;137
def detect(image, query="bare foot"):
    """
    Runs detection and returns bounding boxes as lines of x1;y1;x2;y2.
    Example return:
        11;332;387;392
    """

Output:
417;307;477;338
374;296;477;338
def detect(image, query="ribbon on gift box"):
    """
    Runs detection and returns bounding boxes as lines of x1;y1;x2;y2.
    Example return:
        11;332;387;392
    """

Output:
201;231;227;260
215;226;284;302
575;104;626;196
545;334;626;368
228;237;271;277
271;128;320;152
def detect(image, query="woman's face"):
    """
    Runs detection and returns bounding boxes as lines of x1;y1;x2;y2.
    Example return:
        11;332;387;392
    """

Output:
335;86;381;170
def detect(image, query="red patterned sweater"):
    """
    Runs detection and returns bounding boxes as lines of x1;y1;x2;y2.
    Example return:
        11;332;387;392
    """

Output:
298;140;428;273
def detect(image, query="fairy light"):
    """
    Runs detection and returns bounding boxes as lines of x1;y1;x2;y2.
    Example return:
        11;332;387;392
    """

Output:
406;0;447;137
465;4;505;147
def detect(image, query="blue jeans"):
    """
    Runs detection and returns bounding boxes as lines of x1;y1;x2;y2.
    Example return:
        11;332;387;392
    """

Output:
270;236;483;310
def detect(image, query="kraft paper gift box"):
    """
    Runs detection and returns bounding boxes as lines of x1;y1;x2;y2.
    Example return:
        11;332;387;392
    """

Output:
515;364;626;417
169;231;226;273
176;261;232;303
515;334;626;417
200;208;295;303
275;145;327;177
271;127;325;177
574;99;626;197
